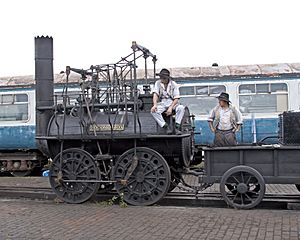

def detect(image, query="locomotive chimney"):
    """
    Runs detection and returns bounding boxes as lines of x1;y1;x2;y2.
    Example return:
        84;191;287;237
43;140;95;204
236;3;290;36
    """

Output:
34;36;54;152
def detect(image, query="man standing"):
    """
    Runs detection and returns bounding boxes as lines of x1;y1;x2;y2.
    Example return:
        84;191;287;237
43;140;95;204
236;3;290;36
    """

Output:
151;68;185;134
208;92;243;146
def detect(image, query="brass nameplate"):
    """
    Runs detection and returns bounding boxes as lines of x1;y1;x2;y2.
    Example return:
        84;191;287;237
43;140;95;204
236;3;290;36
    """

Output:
90;124;125;132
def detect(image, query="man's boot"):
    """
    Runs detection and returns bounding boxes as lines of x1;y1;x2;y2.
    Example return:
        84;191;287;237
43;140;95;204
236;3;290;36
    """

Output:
175;123;182;135
163;123;173;135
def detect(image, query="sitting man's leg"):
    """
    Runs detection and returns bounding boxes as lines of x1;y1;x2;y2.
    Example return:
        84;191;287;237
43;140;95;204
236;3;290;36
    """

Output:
151;103;168;128
174;104;185;134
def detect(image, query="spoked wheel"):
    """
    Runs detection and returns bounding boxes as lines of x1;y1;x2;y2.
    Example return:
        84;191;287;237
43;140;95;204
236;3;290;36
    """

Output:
113;147;171;206
220;166;265;209
49;148;100;204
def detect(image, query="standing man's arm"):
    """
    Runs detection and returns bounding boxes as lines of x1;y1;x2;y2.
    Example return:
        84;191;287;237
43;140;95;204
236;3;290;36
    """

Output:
233;107;243;132
208;108;216;133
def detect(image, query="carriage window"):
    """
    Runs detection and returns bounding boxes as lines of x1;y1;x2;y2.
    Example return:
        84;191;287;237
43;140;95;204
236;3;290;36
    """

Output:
210;85;226;95
239;83;288;114
179;85;225;115
271;83;287;92
239;84;255;94
195;86;208;95
0;94;29;121
179;86;195;96
256;84;269;93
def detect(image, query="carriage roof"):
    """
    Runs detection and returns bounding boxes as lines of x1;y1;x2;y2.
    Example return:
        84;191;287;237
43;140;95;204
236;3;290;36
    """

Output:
1;62;300;88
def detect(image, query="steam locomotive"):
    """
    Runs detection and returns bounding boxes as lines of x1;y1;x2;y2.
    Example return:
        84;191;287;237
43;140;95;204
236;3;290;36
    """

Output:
35;36;199;205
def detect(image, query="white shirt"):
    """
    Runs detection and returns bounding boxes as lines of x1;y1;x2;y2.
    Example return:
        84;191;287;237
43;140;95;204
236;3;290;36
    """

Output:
208;105;243;131
152;80;180;102
218;107;233;130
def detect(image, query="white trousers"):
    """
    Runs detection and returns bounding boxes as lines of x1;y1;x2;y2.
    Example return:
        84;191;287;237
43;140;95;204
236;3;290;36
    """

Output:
151;101;185;127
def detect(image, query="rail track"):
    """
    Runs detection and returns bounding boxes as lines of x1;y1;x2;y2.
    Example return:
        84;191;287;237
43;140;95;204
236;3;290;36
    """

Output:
1;185;300;209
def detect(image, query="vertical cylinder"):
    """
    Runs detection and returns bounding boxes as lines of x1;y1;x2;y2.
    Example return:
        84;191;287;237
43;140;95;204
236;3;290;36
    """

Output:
35;36;54;139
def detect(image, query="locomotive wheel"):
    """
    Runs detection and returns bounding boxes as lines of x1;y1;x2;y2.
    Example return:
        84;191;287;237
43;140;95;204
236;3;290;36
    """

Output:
181;137;192;167
49;148;100;204
220;166;265;209
113;147;171;206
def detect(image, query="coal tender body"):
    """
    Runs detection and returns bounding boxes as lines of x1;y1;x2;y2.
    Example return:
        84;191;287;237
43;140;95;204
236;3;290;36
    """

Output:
35;37;194;205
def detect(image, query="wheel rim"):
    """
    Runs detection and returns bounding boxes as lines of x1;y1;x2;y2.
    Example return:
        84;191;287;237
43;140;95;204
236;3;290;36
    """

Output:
113;147;171;206
49;148;100;203
181;137;192;167
220;166;265;209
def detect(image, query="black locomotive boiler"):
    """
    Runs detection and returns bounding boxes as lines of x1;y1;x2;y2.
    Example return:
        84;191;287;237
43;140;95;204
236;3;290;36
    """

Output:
35;36;196;205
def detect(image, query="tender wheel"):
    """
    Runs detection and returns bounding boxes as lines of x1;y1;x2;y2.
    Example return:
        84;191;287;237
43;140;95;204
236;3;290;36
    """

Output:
220;166;265;209
113;147;171;206
49;148;100;203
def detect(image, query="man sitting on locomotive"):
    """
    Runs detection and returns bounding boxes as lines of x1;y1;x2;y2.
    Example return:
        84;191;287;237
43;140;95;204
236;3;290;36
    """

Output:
208;92;243;146
151;68;185;134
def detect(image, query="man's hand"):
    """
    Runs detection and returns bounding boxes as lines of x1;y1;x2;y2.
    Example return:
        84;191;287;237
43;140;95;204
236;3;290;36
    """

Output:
233;125;241;133
166;106;173;116
151;105;157;113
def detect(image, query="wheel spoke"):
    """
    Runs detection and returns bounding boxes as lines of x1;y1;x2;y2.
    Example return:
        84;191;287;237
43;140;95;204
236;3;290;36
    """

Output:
246;176;252;185
244;193;253;202
241;172;245;183
232;176;240;184
231;192;238;203
62;168;71;175
144;168;156;176
240;194;245;205
248;190;259;195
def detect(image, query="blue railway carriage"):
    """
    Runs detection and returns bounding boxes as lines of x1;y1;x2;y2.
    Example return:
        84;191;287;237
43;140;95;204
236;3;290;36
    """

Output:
169;63;300;145
0;78;44;176
0;75;78;176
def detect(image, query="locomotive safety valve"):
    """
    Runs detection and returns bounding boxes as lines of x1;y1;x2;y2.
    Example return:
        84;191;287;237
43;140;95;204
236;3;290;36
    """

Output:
131;41;137;50
65;66;71;75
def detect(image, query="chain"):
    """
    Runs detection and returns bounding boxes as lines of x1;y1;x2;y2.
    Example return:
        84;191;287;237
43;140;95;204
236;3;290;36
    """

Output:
173;172;213;195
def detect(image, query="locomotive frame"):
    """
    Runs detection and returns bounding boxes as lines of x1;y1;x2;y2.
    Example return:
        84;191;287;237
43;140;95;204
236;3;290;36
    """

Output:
35;36;196;206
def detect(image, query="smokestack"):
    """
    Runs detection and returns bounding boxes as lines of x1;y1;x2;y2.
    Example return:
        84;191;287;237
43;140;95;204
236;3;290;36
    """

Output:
35;36;54;148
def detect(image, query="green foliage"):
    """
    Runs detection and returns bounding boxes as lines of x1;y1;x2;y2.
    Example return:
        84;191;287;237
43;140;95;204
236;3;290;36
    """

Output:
96;192;127;208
